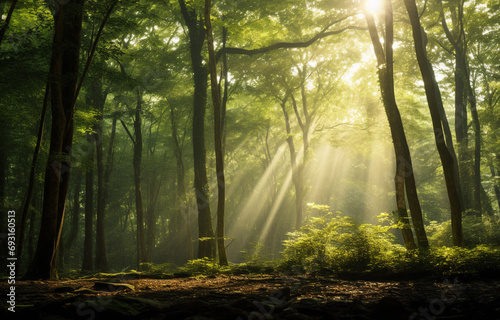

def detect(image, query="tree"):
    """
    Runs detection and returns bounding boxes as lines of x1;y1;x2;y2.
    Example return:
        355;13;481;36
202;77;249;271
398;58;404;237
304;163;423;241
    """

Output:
24;0;86;280
17;83;50;271
205;0;228;265
170;98;195;261
404;0;465;247
64;170;82;263
91;77;110;272
364;5;413;250
437;0;482;216
120;91;147;269
82;133;95;273
363;0;430;250
178;0;216;259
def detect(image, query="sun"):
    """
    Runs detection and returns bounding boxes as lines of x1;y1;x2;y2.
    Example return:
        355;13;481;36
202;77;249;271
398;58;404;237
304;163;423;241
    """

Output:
365;0;382;14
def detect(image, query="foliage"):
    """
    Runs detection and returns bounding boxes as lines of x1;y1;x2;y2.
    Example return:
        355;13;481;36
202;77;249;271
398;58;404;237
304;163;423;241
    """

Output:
393;246;500;277
178;258;231;276
2;0;499;277
280;210;403;273
427;216;500;247
280;209;500;277
140;262;176;275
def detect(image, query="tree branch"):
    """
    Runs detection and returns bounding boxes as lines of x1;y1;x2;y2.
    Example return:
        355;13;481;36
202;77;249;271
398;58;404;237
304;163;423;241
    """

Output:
120;119;136;146
73;0;119;108
0;0;18;48
215;24;365;61
290;93;305;132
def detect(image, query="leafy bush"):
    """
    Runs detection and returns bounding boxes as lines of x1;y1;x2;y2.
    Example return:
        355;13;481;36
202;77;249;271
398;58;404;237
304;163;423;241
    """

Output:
426;220;453;247
178;258;231;276
140;262;176;275
427;215;500;247
280;210;403;273
430;245;500;275
280;206;500;277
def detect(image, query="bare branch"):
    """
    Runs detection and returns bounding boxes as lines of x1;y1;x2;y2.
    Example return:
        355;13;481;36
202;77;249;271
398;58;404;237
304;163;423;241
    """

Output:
215;24;365;61
120;119;136;146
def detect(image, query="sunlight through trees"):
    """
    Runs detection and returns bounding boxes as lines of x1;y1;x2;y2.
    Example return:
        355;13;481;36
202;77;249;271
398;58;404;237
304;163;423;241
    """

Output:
0;0;499;281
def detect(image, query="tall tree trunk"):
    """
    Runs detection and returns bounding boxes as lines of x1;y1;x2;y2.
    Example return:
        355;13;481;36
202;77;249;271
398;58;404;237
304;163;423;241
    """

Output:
24;0;85;280
404;0;464;247
26;196;38;265
221;26;229;154
18;82;50;271
205;0;228;265
82;135;94;273
120;112;146;269
480;185;494;216
179;0;215;259
280;94;303;229
364;3;426;250
134;92;146;268
467;79;481;216
104;117;117;203
145;162;162;263
438;0;477;214
95;125;108;271
93;81;109;272
65;170;82;263
454;46;472;210
490;165;500;211
290;93;306;229
170;103;194;260
290;79;314;229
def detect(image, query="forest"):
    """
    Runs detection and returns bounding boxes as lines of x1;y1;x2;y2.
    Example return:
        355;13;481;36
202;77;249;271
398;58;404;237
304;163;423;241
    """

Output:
1;0;500;319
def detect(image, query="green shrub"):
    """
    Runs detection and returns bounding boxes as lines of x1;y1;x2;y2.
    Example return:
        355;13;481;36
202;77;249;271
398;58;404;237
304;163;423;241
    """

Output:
427;216;500;247
427;220;453;247
431;245;500;275
280;206;500;277
280;210;403;273
140;262;176;275
179;258;231;276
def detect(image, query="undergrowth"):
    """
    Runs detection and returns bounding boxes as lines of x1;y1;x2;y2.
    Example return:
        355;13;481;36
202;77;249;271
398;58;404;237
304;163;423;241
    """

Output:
279;206;500;278
55;207;500;280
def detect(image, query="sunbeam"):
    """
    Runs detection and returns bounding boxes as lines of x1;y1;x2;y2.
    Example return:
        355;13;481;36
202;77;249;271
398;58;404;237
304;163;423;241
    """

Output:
226;144;289;258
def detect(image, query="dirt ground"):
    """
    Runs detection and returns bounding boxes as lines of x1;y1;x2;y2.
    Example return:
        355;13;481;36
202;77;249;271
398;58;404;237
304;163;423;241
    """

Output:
2;274;500;319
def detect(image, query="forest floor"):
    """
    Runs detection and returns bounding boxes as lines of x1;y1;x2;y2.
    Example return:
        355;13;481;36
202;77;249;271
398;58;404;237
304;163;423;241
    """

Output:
2;273;500;319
